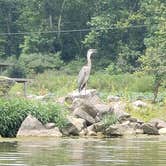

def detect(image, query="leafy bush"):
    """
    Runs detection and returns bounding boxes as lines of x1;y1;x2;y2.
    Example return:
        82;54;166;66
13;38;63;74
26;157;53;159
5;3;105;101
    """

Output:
7;62;27;78
0;98;67;137
62;59;85;75
102;113;118;128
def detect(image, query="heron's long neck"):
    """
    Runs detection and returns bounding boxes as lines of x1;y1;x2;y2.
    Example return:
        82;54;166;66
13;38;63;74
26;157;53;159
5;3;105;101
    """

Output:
87;53;92;67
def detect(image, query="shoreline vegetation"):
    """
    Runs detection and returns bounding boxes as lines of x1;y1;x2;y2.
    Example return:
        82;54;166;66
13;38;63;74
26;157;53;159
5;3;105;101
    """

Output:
0;71;165;138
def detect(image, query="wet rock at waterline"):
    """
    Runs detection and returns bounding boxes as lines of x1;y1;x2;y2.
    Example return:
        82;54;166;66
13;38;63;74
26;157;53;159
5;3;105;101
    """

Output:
159;128;166;135
142;123;159;135
17;115;62;137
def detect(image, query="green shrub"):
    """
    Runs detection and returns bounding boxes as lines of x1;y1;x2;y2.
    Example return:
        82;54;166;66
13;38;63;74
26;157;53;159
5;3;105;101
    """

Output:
102;113;118;128
0;98;67;137
7;62;27;78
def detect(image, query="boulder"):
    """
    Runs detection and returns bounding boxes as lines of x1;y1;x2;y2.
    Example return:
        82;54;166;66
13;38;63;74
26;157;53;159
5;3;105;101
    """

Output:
110;102;130;121
17;115;62;137
142;123;159;135
67;116;86;131
95;104;112;119
61;123;79;136
61;115;87;136
73;107;96;124
72;99;98;117
105;121;140;136
18;114;45;131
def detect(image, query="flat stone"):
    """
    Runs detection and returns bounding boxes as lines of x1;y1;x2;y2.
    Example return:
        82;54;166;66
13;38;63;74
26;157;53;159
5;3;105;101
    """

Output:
17;127;62;137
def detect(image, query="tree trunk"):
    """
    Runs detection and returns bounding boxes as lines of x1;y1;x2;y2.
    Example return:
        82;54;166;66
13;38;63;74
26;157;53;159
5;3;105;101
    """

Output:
153;81;161;103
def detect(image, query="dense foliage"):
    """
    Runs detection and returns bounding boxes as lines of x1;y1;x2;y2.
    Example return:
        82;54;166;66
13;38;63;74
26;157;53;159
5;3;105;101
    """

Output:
0;0;165;100
0;0;165;70
0;98;67;137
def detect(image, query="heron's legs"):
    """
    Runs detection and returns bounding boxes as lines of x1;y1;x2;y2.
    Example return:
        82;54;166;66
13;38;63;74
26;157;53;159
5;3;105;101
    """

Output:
84;83;87;95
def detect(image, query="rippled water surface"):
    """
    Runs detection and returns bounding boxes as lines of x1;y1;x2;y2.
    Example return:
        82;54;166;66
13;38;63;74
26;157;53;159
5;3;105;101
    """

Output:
0;136;166;166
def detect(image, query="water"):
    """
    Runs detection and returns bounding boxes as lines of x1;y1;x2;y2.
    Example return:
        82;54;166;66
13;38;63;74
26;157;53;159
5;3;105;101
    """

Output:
0;136;166;166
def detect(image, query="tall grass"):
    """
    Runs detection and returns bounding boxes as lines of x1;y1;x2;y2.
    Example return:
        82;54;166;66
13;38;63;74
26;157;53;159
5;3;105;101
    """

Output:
10;70;166;102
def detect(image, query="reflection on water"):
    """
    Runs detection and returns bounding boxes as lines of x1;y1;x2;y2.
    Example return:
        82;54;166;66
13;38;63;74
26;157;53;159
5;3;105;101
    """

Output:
0;136;166;166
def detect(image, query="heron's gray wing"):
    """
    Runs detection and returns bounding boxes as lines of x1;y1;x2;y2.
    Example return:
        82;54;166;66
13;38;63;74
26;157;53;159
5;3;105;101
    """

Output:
78;66;91;90
78;66;87;87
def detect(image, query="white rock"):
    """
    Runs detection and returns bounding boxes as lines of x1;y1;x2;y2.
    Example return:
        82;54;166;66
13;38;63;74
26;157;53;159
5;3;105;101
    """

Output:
132;100;147;108
107;95;120;102
159;128;166;135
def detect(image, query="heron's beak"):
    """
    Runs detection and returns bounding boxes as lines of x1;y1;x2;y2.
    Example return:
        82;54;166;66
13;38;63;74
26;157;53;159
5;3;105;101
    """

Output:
92;49;97;54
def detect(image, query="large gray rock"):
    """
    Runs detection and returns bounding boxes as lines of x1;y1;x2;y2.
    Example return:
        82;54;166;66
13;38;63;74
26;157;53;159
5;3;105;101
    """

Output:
73;107;96;124
18;114;45;130
105;121;135;136
61;123;79;136
60;115;87;136
95;104;112;119
67;116;86;131
17;115;62;137
110;102;130;121
72;98;98;117
142;123;159;135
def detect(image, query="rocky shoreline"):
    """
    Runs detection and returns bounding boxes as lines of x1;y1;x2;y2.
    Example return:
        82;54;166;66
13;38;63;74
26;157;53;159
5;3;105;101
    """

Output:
16;89;166;138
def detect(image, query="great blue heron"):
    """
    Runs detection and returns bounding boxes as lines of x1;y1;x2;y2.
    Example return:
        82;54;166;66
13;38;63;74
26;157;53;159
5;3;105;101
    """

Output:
78;49;97;92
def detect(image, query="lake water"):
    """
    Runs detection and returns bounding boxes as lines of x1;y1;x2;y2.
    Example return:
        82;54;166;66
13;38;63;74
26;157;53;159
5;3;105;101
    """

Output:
0;136;166;166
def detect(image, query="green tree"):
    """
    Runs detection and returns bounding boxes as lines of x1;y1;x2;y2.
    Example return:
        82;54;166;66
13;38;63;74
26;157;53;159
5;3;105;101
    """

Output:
0;0;23;58
83;0;146;72
140;0;166;102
